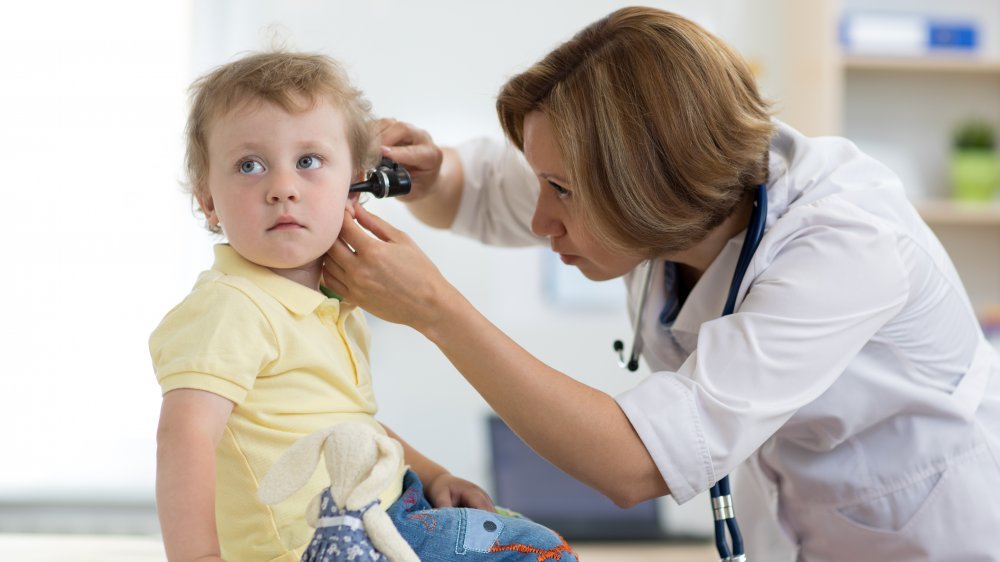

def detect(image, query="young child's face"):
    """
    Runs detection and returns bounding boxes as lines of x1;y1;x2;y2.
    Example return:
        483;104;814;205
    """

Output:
200;97;356;285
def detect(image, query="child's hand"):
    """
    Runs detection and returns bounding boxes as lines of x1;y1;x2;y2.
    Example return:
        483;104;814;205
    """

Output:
424;473;496;512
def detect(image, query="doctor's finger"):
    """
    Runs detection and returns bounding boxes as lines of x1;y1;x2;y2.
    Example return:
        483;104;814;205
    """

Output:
381;143;442;175
335;210;382;253
320;273;350;301
375;117;398;134
323;239;353;273
337;205;402;252
353;205;408;246
377;118;430;147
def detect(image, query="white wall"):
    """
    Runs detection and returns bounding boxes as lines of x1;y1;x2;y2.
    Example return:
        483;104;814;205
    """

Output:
1;0;786;536
0;1;194;501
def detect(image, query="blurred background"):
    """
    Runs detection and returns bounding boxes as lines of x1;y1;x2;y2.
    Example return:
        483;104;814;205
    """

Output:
1;0;999;543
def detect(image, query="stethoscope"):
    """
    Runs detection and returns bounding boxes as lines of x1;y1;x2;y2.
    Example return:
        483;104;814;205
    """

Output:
613;183;767;562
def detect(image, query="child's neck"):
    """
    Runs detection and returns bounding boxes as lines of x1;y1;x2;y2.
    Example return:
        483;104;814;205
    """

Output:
268;262;323;292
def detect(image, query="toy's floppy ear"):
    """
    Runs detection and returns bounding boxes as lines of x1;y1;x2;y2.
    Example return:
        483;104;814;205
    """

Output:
346;433;404;510
258;426;337;505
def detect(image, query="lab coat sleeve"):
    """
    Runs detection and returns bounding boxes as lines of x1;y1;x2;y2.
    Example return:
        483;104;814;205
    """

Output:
451;137;546;247
616;203;910;503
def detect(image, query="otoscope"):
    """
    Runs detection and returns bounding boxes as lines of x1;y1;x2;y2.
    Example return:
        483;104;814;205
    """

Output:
349;158;412;199
319;158;411;301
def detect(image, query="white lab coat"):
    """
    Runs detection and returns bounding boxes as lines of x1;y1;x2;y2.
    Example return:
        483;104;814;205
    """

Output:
450;121;1000;562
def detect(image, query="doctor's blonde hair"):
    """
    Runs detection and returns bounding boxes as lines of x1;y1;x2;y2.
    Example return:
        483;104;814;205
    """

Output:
497;7;773;257
185;51;380;233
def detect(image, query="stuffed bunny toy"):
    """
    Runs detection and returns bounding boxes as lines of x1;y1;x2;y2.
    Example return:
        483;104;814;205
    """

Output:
258;422;420;562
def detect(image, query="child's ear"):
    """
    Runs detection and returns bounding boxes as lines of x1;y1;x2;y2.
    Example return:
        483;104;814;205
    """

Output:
347;168;366;209
197;192;218;224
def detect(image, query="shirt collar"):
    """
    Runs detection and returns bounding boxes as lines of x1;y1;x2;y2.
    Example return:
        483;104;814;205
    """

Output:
211;244;339;316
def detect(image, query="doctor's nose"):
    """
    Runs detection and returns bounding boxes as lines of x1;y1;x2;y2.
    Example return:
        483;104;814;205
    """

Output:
530;191;567;238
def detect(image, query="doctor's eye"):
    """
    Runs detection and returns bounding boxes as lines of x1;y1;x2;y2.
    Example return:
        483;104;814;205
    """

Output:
238;159;264;175
548;180;571;199
297;155;323;170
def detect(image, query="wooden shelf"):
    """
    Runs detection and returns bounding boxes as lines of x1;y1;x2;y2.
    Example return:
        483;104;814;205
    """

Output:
842;55;1000;74
915;199;1000;225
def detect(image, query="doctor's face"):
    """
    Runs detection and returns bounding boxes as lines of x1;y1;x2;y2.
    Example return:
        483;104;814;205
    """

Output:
523;112;644;281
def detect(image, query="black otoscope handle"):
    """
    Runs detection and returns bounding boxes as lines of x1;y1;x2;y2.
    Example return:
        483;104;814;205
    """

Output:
349;158;412;199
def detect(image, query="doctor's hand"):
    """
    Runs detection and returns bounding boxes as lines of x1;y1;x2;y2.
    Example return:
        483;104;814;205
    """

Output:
323;204;461;335
377;118;442;201
377;118;463;229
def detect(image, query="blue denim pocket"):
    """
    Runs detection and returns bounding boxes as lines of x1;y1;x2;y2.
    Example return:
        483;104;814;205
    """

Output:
387;471;577;561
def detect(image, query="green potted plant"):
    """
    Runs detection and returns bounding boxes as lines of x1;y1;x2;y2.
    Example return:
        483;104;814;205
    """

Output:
950;120;1000;202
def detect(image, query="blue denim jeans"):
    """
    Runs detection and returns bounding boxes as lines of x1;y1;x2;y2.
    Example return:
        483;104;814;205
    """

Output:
387;471;578;562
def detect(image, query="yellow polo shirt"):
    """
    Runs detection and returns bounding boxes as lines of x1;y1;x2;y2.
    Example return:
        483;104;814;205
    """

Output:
150;244;403;562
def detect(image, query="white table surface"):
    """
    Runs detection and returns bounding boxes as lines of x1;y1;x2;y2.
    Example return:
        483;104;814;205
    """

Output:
0;534;167;561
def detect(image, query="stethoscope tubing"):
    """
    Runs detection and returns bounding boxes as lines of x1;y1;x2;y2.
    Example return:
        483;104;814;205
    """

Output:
615;261;654;371
614;185;767;561
711;183;767;561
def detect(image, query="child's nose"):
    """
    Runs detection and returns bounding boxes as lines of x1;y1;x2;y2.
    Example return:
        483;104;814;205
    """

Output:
266;171;300;203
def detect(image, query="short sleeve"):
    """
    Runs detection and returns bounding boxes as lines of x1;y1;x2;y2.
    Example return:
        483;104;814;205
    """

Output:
149;282;279;404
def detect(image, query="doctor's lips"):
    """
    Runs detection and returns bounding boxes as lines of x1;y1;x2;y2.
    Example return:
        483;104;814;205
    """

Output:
551;245;578;264
557;252;579;265
269;216;304;231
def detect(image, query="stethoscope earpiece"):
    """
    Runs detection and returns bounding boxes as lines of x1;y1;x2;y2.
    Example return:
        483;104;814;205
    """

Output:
613;339;639;371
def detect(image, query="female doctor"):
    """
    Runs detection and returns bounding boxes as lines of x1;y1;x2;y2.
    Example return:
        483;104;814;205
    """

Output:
323;7;1000;561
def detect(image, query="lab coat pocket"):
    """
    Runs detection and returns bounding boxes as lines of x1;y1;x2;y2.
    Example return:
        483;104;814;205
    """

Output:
834;469;943;532
830;441;989;537
814;445;998;561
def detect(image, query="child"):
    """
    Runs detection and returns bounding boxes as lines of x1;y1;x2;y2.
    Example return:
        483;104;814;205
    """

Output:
150;51;578;562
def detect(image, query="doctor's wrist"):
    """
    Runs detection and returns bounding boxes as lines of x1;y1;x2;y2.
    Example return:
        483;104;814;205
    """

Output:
419;285;474;346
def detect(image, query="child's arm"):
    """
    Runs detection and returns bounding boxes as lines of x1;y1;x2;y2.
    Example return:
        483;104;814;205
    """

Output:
381;423;495;511
157;388;234;562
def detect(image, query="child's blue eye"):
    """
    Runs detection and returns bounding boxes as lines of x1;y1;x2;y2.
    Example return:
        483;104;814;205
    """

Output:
239;160;264;174
297;155;322;169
